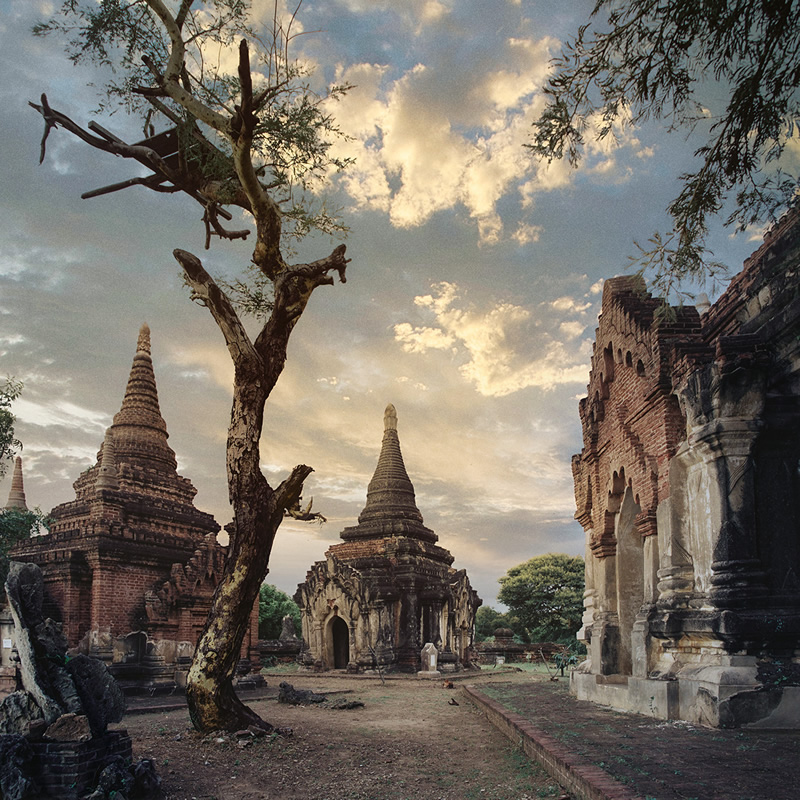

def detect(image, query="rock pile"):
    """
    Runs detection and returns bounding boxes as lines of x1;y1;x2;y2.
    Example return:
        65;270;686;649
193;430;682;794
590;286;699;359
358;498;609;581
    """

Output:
0;562;159;799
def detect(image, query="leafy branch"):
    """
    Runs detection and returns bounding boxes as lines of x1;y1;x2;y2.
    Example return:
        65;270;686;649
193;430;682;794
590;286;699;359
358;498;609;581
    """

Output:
529;0;800;296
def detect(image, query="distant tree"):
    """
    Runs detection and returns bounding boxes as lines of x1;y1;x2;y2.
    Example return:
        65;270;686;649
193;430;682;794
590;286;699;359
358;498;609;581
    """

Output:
474;606;528;643
32;0;346;732
0;508;50;587
498;553;584;643
0;379;23;477
258;583;301;640
529;0;800;298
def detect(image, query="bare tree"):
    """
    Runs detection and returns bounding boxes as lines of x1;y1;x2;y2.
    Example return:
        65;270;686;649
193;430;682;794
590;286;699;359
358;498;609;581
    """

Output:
32;0;350;732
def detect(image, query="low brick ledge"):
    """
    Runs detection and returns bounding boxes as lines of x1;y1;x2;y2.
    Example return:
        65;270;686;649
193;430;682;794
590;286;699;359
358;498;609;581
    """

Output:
462;685;644;800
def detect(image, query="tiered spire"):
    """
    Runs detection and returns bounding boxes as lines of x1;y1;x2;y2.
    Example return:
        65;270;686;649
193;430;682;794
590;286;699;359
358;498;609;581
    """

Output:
109;323;177;471
4;456;28;510
51;322;219;538
340;404;437;543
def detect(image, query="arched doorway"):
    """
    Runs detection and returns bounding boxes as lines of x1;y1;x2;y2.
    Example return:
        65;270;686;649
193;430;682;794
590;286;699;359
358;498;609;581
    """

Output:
332;616;349;669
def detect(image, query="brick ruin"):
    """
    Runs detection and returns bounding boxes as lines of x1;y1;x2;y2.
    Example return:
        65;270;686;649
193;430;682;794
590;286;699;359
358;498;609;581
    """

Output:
8;324;259;691
295;404;481;673
572;211;800;727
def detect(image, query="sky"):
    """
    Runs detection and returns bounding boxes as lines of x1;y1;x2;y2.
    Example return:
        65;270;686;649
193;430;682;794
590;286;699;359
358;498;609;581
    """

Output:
0;0;763;609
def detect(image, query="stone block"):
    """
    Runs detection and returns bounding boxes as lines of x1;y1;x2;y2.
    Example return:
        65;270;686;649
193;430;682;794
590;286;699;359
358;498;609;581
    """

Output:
44;713;91;742
67;653;125;736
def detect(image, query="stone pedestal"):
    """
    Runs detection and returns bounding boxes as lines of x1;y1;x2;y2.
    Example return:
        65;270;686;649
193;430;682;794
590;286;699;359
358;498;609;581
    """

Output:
30;729;133;799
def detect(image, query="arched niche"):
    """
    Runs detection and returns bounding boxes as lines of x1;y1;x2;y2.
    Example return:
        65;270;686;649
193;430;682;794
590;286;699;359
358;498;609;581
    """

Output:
615;486;643;675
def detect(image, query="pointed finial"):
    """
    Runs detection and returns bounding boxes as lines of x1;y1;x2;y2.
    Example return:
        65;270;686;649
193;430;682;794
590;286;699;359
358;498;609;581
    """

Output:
5;455;28;510
95;428;119;491
137;323;151;354
384;403;397;431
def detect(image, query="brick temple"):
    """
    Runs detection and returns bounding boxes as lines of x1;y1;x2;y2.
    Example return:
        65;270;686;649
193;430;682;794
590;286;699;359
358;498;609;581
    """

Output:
295;404;481;673
10;324;259;690
572;211;800;727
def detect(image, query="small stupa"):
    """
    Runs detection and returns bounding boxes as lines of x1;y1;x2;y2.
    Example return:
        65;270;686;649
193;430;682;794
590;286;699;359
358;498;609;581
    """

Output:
4;456;28;510
295;404;481;673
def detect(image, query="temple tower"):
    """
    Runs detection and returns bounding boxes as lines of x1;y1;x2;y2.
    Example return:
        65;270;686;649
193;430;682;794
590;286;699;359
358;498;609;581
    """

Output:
4;456;27;511
10;324;260;689
296;404;481;673
571;211;800;728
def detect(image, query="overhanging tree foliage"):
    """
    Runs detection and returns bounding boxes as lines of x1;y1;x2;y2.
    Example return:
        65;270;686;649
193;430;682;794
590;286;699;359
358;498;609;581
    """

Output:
0;509;51;588
31;0;350;732
498;553;584;643
529;0;800;297
0;379;23;478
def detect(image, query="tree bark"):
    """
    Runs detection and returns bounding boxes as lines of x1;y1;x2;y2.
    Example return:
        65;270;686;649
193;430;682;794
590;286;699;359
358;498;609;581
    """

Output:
177;243;347;732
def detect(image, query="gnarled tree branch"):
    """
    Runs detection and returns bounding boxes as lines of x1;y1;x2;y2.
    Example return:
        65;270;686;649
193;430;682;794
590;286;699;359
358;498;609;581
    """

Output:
173;248;261;372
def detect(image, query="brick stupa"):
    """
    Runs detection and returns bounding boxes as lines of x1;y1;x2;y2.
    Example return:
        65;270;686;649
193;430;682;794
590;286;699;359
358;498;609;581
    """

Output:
11;324;259;688
4;456;28;510
295;404;481;673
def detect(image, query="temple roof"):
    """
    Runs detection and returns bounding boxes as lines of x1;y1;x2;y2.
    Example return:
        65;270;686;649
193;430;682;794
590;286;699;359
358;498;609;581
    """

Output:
57;324;216;530
4;456;27;511
105;323;177;472
340;404;437;544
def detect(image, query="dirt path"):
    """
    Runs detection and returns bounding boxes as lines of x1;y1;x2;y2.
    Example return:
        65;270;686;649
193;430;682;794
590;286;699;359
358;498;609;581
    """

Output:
116;671;567;800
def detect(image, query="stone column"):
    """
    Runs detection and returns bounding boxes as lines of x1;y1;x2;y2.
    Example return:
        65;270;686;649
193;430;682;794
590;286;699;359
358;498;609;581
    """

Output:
398;589;420;671
702;420;768;607
587;551;621;674
656;463;696;611
675;358;769;610
577;530;596;644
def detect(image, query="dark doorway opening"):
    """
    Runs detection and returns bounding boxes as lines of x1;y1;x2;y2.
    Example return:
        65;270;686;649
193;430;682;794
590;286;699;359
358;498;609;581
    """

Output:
332;616;349;668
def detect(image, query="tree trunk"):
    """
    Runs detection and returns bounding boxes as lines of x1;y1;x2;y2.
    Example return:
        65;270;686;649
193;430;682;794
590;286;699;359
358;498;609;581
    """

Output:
175;242;347;733
184;324;311;732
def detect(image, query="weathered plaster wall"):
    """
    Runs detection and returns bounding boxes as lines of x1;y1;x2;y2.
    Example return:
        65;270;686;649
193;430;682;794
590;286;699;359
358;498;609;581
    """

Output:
572;210;800;727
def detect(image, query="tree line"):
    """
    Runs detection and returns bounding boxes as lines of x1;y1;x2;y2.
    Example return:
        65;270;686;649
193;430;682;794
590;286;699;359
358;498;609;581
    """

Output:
477;553;585;646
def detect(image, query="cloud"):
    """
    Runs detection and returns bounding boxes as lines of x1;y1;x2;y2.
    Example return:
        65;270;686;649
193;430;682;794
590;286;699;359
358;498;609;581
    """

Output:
550;296;592;313
325;29;570;243
13;398;110;435
166;344;234;392
393;282;592;396
512;223;543;245
330;0;453;25
393;323;455;353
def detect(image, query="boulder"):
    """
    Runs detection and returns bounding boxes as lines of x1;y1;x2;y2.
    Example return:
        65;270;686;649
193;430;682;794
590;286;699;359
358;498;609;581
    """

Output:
3;563;124;738
68;654;125;736
5;563;80;723
0;734;37;800
0;692;44;738
277;681;326;704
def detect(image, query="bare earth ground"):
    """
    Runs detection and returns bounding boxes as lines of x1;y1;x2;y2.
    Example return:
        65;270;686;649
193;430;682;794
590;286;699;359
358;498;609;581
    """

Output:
114;668;568;800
